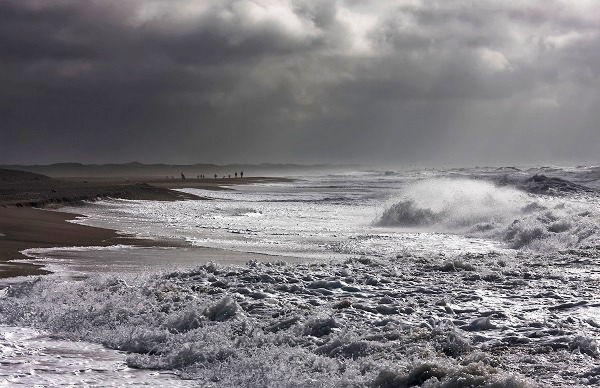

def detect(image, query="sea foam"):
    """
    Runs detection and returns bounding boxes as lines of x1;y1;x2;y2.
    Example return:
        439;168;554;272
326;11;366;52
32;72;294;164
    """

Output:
4;252;599;386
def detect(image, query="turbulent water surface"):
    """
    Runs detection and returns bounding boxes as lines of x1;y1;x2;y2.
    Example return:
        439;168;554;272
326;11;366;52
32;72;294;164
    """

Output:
2;166;600;387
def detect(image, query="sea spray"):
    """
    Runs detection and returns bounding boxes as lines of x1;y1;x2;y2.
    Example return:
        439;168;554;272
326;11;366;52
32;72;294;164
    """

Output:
377;178;530;229
376;178;600;251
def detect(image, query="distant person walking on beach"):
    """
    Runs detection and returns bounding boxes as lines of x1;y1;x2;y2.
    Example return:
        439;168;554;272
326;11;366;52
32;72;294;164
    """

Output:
214;174;217;179
181;173;185;180
240;171;243;178
235;172;238;178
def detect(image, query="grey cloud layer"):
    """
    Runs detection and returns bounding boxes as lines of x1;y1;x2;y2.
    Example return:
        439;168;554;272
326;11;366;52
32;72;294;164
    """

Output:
1;0;598;165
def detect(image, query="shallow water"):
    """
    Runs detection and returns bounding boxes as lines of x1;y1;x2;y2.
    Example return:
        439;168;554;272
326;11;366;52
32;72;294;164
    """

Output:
2;167;600;387
19;245;301;279
0;326;195;387
46;173;511;268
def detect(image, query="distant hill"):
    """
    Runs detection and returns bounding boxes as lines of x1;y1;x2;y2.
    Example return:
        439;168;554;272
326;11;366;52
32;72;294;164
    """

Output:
0;162;359;178
0;168;55;183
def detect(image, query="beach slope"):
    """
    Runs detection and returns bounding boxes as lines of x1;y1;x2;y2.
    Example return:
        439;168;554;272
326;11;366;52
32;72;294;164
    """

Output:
0;169;290;278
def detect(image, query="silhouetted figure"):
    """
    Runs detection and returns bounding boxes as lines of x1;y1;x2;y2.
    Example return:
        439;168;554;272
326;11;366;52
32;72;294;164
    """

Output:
235;172;238;178
181;173;186;180
240;171;243;178
228;174;231;178
214;174;217;179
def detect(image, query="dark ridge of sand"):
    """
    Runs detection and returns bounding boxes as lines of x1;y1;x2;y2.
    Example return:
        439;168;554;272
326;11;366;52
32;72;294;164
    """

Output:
0;168;203;207
0;168;55;183
0;162;351;178
0;169;293;279
0;168;292;207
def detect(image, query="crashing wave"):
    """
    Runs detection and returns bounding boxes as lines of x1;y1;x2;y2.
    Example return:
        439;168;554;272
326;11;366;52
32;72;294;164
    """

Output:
378;200;441;227
376;178;600;251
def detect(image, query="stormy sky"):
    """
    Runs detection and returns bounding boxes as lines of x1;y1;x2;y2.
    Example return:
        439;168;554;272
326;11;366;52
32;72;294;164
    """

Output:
1;0;599;166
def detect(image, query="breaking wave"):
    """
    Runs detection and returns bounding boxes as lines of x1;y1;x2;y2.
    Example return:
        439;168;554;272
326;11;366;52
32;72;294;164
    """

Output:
377;178;600;251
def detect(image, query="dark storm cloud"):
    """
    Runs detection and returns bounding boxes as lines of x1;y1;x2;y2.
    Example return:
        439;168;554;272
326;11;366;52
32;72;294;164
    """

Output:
1;0;599;165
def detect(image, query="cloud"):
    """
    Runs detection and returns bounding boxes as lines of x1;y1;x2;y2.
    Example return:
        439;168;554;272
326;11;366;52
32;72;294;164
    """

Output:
0;0;599;165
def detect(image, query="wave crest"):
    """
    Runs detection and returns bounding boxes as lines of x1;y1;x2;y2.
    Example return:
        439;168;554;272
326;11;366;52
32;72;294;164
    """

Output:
376;178;526;228
377;178;600;251
378;200;441;227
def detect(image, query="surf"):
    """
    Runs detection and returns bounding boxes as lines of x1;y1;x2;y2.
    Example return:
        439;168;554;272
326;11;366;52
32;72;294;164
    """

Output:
376;177;600;251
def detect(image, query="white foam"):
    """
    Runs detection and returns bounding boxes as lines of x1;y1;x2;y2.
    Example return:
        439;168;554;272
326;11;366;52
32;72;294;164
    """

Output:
57;175;504;268
378;178;529;228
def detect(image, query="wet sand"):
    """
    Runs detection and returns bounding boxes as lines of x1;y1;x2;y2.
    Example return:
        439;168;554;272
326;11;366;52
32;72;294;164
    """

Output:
0;207;153;278
0;169;292;278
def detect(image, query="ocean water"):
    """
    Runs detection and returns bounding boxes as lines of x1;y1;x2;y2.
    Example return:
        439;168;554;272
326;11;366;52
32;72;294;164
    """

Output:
2;166;600;387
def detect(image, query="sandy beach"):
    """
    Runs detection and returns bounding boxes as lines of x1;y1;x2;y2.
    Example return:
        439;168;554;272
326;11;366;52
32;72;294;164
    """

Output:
0;207;132;278
0;168;291;279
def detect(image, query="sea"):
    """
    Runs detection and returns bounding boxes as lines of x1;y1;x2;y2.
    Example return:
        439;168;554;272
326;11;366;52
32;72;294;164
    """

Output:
1;166;600;387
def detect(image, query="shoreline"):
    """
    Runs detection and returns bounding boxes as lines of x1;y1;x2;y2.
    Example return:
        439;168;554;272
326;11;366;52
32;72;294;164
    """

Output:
0;176;293;279
1;174;292;208
0;207;160;279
